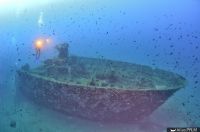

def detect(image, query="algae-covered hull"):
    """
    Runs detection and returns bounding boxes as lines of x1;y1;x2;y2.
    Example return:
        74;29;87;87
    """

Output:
16;43;186;122
16;70;180;122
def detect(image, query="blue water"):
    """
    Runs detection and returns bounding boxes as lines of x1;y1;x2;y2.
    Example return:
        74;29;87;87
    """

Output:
0;0;200;131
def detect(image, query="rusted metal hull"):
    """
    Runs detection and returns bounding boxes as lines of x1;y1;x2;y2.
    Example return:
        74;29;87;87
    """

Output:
16;70;180;122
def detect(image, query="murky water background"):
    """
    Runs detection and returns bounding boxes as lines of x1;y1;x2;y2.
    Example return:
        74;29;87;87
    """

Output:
0;0;200;131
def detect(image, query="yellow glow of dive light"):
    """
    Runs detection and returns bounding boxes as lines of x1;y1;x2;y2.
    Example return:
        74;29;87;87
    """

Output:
35;38;52;49
35;39;44;49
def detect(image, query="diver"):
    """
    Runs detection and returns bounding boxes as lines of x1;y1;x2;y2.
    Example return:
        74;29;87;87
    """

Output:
35;47;41;59
34;38;51;59
35;40;43;59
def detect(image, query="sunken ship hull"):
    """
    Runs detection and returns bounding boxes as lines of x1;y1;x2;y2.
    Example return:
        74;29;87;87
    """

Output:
16;43;186;122
16;70;180;122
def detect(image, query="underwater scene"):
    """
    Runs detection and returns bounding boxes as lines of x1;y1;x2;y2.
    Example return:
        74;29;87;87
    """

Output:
0;0;200;132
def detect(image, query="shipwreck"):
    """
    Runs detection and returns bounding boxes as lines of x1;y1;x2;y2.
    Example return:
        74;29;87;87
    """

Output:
16;43;186;122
